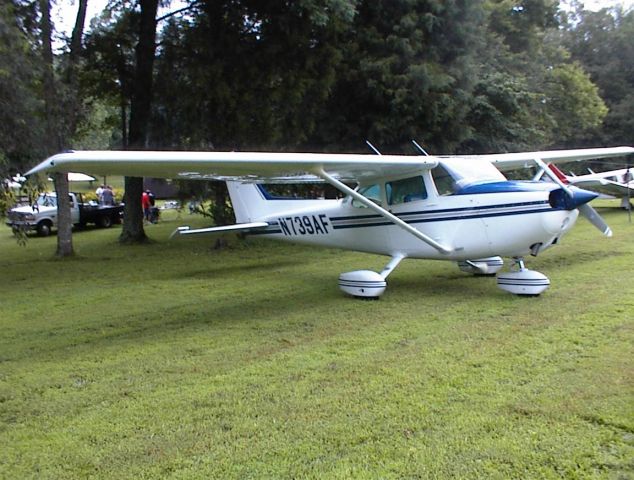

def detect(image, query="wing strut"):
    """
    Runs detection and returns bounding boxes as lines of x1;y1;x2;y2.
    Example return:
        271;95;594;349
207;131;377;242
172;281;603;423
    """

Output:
534;157;573;197
315;168;453;255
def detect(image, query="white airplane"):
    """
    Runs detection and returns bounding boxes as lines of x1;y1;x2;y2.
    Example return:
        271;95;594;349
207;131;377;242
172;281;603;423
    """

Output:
543;163;634;209
26;145;634;298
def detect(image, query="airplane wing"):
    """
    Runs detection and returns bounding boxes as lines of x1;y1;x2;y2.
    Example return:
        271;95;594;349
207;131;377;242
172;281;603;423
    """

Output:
27;147;634;181
569;177;634;198
454;146;634;171
26;150;439;183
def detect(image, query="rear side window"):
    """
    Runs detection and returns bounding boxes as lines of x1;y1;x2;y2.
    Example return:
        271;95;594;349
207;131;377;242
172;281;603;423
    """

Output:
386;176;427;205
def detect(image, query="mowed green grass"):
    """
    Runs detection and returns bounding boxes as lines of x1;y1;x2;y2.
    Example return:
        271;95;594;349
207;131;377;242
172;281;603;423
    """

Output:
1;204;633;479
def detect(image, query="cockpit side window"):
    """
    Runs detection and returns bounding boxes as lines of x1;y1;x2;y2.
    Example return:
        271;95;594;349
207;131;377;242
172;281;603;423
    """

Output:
431;165;456;196
386;176;427;205
352;184;382;208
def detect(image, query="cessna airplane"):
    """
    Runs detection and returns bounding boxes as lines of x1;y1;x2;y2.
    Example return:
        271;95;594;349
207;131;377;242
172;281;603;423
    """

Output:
26;145;634;298
543;164;634;209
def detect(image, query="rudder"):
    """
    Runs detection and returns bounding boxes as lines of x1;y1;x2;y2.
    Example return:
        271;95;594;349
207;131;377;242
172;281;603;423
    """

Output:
226;181;270;223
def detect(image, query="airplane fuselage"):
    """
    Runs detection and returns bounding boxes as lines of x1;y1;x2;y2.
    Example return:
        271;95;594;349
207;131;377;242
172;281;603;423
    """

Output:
249;182;578;261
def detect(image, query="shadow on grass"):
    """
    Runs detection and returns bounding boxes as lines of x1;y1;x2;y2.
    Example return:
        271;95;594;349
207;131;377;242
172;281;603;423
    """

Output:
165;257;308;279
3;276;342;363
389;273;498;299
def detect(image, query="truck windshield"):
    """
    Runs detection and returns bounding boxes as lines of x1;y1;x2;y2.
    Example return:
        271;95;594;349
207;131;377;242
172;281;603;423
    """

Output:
35;194;57;207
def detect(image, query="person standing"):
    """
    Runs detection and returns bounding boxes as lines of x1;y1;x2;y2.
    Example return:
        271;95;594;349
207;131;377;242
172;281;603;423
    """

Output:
101;185;115;205
142;190;151;222
96;184;105;204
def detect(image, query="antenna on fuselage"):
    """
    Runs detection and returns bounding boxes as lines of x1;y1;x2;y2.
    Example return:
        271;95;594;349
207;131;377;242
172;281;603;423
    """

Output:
411;139;430;156
365;140;382;155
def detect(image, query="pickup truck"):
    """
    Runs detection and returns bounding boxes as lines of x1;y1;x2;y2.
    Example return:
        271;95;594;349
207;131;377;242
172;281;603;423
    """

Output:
6;192;124;236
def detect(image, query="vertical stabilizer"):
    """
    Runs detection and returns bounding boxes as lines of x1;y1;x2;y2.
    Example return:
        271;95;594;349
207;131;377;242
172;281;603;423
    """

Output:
226;181;339;225
226;181;269;223
548;164;570;184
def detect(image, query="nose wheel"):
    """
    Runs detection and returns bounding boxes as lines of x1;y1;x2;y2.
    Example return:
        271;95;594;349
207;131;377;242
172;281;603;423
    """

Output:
496;257;550;296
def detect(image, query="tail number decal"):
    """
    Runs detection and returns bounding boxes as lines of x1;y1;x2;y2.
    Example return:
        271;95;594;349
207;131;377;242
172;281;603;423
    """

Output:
278;215;329;236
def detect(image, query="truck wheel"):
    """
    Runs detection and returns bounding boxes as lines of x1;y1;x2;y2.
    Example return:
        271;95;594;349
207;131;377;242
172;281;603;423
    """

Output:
37;221;52;237
99;215;113;228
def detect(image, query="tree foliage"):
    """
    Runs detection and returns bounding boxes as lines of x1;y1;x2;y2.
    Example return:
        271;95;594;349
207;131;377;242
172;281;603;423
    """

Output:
562;5;634;146
0;0;45;176
307;0;483;153
2;0;631;214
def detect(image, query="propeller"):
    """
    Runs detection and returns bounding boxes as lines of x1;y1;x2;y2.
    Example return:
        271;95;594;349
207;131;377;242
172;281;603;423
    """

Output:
578;203;613;237
535;157;612;237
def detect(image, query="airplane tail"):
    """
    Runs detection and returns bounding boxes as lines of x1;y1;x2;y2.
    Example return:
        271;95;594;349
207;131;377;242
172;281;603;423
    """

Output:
226;181;270;223
226;181;337;224
548;164;570;184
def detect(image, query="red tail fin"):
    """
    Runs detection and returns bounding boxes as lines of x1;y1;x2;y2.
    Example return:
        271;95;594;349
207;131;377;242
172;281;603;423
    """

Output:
548;164;569;184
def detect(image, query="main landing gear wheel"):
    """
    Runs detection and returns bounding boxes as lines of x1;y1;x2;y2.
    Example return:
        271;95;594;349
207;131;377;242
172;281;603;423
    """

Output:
496;258;550;296
338;270;386;299
338;255;405;299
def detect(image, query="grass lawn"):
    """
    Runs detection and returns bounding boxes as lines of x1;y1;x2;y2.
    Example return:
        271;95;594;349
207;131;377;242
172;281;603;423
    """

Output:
0;204;633;479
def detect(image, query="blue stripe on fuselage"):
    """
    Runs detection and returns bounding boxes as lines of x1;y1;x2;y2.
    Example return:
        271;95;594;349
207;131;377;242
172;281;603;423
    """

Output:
455;180;554;195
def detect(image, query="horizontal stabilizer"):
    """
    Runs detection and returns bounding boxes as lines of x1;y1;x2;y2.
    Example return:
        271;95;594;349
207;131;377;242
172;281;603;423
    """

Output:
170;222;269;238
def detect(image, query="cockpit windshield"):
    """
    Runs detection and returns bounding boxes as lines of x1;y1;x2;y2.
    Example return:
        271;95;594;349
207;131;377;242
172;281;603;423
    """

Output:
438;158;506;190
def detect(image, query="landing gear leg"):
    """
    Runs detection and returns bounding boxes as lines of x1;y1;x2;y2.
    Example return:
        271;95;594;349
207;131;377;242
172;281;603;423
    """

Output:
496;257;550;296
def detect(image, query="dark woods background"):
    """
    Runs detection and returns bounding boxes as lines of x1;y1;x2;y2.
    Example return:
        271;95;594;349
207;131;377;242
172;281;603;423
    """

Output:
1;0;633;174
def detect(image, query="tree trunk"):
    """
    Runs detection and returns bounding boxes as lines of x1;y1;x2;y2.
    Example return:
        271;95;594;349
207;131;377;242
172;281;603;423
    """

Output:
39;0;88;257
119;177;146;244
41;0;73;257
120;0;159;244
54;172;74;257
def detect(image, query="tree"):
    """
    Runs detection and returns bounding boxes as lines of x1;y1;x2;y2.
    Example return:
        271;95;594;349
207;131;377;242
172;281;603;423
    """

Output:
0;0;45;178
150;0;357;151
542;62;607;145
459;0;607;153
563;6;634;145
301;0;486;153
485;0;559;53
119;0;159;244
82;10;137;148
37;0;89;257
38;0;75;257
149;0;358;225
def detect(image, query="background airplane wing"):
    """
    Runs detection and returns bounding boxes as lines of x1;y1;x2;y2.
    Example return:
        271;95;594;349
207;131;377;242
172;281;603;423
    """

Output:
26;150;439;183
569;177;634;197
455;146;634;171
